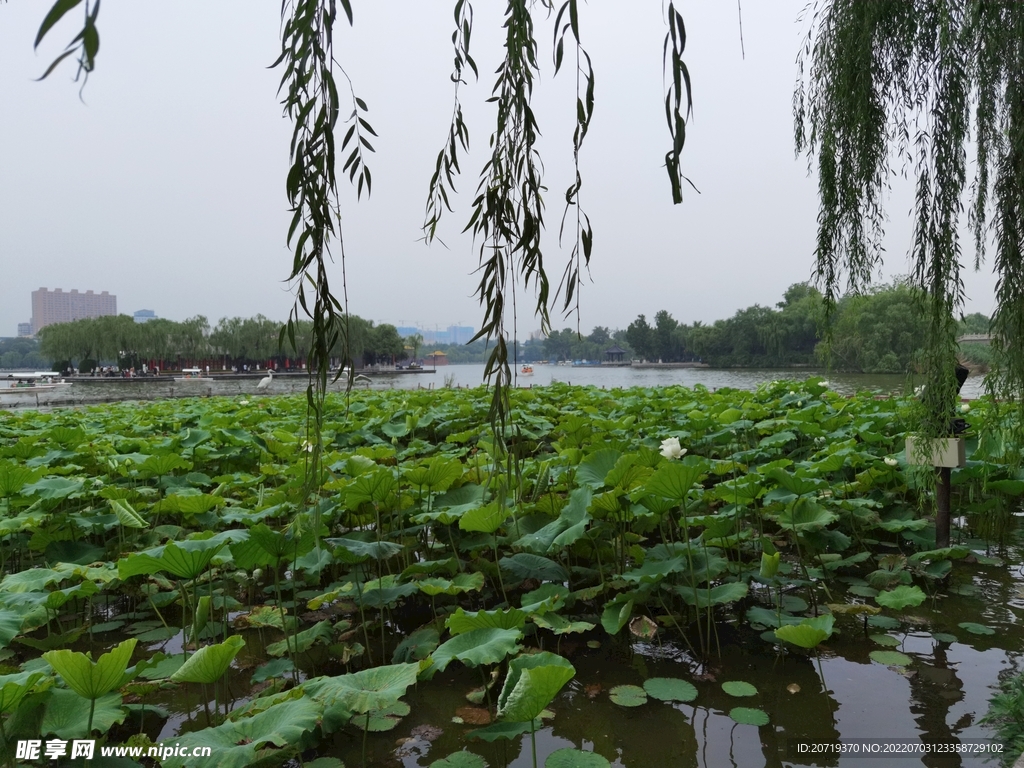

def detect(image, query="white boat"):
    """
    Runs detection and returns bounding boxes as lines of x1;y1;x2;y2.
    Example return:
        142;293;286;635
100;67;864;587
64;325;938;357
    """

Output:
1;373;70;395
174;368;212;382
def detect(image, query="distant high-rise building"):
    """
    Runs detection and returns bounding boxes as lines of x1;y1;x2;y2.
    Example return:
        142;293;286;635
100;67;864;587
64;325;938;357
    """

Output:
17;323;32;338
133;309;157;324
447;325;475;345
31;288;117;334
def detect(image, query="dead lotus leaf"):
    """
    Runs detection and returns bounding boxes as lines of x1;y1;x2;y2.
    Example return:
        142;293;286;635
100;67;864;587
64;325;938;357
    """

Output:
826;603;881;616
786;683;800;694
410;723;443;742
585;683;604;699
629;615;658;640
455;706;492;726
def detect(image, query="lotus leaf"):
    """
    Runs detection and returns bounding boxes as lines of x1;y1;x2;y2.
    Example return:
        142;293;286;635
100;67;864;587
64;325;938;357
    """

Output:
430;752;488;768
722;681;758;697
575;449;622;489
393;627;440;662
729;707;770;726
644;460;706;502
459;502;508;534
608;684;647;707
932;632;958;643
545;748;612;768
266;620;333;656
875;585;926;610
958;622;995;635
41;690;126;738
600;598;633;635
499;553;568;582
642;677;697;702
447;608;527;635
869;650;912;666
43;638;137;701
418;572;486;596
118;539;226;580
160;695;321;768
0;670;46;714
497;651;575;722
171;635;245;684
515;487;592;553
870;634;900;647
466;719;539;742
675;582;749;608
867;615;901;629
431;628;523;673
774;615;835;649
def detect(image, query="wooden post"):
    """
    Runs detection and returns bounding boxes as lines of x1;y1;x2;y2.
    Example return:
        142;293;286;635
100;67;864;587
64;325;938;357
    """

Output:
936;466;951;549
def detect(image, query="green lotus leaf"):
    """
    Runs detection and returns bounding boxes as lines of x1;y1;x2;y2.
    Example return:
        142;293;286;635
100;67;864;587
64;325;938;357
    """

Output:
958;622;995;635
745;605;803;629
545;748;612;768
22;477;84;501
0;671;47;714
721;681;758;697
497;651;575;722
446;608;527;636
608;684;647;707
729;707;770;726
351;700;411;732
459;502;508;534
644;461;705;502
675;582;748;608
0;568;66;593
309;662;420;714
870;634;901;647
418;571;486;596
252;658;294;684
774;615;834;649
160;695;321;768
392;627;440;663
345;467;396;509
466;719;539;742
266;620;333;657
118;538;226;580
867;615;901;630
171;635;244;684
642;677;697;702
516;487;592;553
531;613;595;635
41;690;126;739
110;498;147;529
931;632;958;643
431;628;522;673
575;449;622;489
327;537;403;563
869;650;912;666
43;638;137;700
499;553;568;583
875;585;926;610
430;752;488;768
771;497;837;532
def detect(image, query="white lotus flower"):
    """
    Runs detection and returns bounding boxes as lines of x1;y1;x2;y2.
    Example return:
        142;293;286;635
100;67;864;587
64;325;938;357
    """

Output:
299;440;315;453
961;403;971;414
820;380;830;388
884;457;899;467
796;401;803;407
789;390;795;396
239;399;250;406
660;437;686;460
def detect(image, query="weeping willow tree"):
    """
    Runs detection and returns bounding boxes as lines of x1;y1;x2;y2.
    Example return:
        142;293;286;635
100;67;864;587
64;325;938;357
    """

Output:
795;1;1024;438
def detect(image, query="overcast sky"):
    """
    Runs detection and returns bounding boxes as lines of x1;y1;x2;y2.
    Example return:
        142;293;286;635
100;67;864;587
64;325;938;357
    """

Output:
0;1;999;339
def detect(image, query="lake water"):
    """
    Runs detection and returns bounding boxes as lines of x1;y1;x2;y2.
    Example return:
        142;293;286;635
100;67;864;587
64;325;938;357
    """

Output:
0;364;988;410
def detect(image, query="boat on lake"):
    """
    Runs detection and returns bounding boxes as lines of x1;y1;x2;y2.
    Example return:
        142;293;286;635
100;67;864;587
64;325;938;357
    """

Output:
521;365;534;375
1;373;70;396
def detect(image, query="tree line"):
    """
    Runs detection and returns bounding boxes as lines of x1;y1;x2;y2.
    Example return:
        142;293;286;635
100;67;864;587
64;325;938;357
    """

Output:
36;314;409;372
534;282;989;373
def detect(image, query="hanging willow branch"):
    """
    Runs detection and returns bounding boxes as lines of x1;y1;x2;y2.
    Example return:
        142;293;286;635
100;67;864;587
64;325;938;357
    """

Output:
796;0;1024;438
273;0;375;531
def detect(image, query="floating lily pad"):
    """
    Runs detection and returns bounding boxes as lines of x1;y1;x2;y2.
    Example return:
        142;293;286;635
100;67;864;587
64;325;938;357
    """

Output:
545;748;611;768
430;751;487;768
89;621;125;634
729;707;769;726
869;634;900;648
867;615;901;629
869;650;912;666
949;583;978;596
875;585;926;610
643;677;697;702
958;622;994;635
608;684;647;707
721;681;757;697
780;595;808;613
848;585;879;598
931;632;957;644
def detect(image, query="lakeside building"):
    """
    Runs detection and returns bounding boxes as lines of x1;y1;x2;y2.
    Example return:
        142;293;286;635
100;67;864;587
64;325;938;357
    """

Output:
133;309;157;323
17;323;32;338
31;288;117;334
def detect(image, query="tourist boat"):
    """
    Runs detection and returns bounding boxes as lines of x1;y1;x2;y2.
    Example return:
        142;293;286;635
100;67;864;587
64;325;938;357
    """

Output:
520;365;534;375
1;373;70;395
174;368;212;382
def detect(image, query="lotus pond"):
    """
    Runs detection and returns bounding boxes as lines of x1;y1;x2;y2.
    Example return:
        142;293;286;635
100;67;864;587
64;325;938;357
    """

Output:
0;379;1021;767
